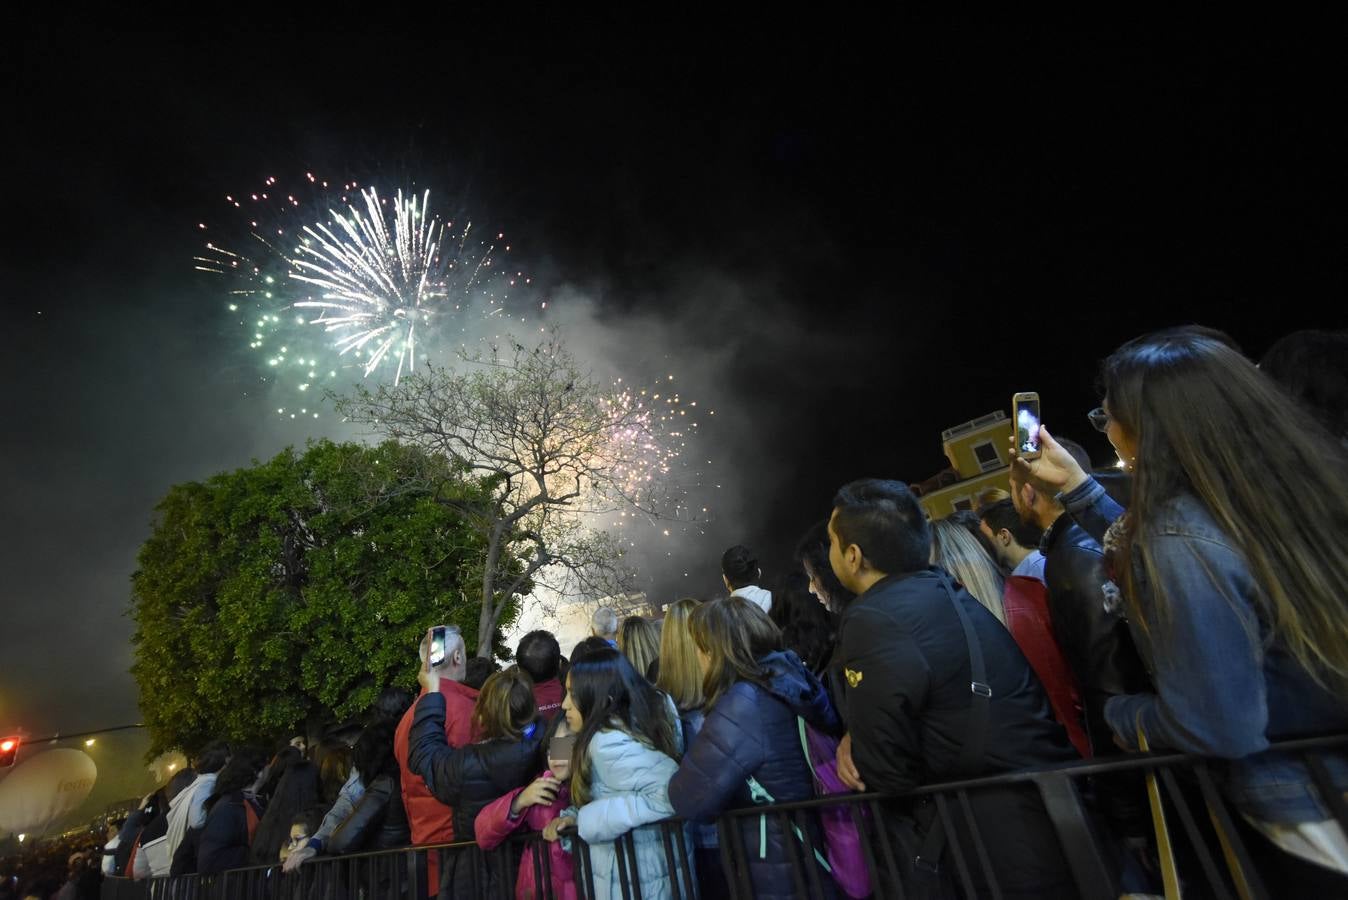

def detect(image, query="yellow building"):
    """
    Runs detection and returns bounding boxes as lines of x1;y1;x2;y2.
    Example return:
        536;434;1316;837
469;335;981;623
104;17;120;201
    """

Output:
913;411;1013;519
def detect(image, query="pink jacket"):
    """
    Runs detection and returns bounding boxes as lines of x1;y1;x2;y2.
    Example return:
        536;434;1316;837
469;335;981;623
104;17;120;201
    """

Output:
474;772;576;900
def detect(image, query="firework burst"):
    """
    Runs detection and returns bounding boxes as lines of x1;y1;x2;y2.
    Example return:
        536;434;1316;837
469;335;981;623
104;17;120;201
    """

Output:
289;187;452;384
194;172;713;566
195;173;530;413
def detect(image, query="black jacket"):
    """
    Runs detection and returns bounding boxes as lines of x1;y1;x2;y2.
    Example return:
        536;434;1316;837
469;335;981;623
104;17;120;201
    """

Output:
112;803;155;875
407;692;542;898
837;568;1074;794
327;771;411;854
196;791;260;875
837;569;1078;898
1041;515;1151;754
670;651;841;900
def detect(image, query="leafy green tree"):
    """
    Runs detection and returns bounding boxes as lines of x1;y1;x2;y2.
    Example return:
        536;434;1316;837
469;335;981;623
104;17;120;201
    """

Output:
130;439;521;756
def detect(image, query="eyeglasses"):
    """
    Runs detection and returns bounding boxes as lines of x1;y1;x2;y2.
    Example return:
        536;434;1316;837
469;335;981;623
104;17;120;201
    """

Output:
1087;407;1110;433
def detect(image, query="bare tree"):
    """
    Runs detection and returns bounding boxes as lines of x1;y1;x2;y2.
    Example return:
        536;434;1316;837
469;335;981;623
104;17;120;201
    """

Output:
333;330;681;656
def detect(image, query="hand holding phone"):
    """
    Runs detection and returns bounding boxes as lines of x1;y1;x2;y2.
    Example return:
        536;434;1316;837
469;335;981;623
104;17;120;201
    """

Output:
428;626;447;668
1012;392;1042;460
419;626;446;695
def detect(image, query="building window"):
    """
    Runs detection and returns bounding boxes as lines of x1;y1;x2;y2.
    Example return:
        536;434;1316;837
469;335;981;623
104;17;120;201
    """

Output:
952;497;974;512
972;440;1002;472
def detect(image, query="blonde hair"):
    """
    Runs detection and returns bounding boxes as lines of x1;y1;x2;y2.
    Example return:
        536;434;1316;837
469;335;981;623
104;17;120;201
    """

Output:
617;616;661;680
975;488;1011;511
930;518;1006;624
655;599;704;711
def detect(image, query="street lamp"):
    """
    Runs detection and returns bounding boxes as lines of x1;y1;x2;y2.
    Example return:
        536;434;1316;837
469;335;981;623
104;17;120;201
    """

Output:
16;834;24;843
85;739;96;747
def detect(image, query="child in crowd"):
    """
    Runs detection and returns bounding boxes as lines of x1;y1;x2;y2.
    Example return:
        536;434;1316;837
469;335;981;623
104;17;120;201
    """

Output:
541;649;690;900
475;715;579;900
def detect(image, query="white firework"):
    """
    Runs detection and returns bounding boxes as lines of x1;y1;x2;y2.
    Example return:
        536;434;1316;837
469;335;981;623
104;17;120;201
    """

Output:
291;188;454;384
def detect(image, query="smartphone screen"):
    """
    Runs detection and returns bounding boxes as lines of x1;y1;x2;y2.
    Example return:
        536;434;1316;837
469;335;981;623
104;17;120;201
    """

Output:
429;626;447;667
1013;393;1042;458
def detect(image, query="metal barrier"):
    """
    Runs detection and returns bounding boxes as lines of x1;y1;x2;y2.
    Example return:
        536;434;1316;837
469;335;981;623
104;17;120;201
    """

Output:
102;734;1348;899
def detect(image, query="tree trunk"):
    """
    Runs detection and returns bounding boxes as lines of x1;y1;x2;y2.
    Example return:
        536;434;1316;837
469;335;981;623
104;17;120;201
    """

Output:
477;528;504;657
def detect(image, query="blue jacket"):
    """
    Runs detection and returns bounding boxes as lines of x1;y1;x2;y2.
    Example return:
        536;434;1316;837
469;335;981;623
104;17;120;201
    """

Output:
1063;477;1348;823
669;651;842;900
569;729;685;900
196;791;259;875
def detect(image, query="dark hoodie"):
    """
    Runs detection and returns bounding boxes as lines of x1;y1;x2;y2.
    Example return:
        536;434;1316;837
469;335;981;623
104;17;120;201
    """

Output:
669;650;841;900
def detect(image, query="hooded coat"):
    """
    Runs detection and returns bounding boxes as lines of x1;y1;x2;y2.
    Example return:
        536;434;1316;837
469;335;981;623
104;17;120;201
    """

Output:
669;650;842;900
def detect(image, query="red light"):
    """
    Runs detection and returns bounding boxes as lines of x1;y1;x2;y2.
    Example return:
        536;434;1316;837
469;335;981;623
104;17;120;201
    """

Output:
0;740;13;752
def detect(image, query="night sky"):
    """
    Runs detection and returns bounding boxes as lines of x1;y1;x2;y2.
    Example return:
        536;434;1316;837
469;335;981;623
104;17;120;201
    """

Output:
5;23;1344;740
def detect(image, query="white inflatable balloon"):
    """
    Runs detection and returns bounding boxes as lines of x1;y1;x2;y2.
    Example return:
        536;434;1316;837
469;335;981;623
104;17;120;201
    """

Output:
0;748;98;836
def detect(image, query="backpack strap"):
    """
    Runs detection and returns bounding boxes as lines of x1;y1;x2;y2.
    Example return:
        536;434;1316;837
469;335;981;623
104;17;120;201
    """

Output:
797;717;817;784
912;572;993;874
937;571;991;773
744;771;833;872
124;833;141;877
245;798;261;845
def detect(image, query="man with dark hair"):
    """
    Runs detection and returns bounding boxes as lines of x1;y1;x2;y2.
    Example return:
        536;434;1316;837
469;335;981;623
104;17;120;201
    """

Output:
979;499;1046;582
516;629;564;722
828;478;1075;897
462;656;497;691
980;500;1091;757
720;544;772;613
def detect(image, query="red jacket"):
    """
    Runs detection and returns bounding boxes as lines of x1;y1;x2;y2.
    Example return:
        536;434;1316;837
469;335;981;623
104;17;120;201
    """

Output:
532;678;564;723
394;679;480;844
1002;575;1092;759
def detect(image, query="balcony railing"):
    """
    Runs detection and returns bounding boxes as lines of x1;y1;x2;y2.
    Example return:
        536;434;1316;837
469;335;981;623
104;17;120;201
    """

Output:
941;410;1008;443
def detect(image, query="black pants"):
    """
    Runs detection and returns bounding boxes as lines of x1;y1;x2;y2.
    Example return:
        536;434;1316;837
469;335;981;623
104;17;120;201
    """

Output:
884;785;1079;900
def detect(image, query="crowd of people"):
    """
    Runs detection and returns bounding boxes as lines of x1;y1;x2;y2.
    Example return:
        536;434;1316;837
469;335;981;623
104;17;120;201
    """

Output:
9;325;1347;899
0;830;113;900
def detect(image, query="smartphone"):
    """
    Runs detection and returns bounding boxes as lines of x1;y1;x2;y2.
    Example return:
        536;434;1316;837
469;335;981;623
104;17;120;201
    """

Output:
1012;392;1042;459
428;626;447;668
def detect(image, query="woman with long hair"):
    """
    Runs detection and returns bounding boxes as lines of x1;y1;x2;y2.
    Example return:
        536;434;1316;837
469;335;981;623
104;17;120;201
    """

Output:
653;597;726;895
655;599;703;718
795;520;856;613
929;517;1006;624
1013;326;1348;886
194;747;269;875
768;571;839;677
668;597;842;899
617;615;662;682
326;719;410;854
408;658;545;897
541;648;688;900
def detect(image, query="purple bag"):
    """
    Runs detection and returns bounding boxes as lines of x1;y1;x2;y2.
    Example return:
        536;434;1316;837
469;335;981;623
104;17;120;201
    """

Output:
799;719;873;899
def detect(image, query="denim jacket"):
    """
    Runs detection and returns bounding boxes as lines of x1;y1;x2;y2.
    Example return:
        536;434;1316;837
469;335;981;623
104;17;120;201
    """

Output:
1061;477;1348;824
